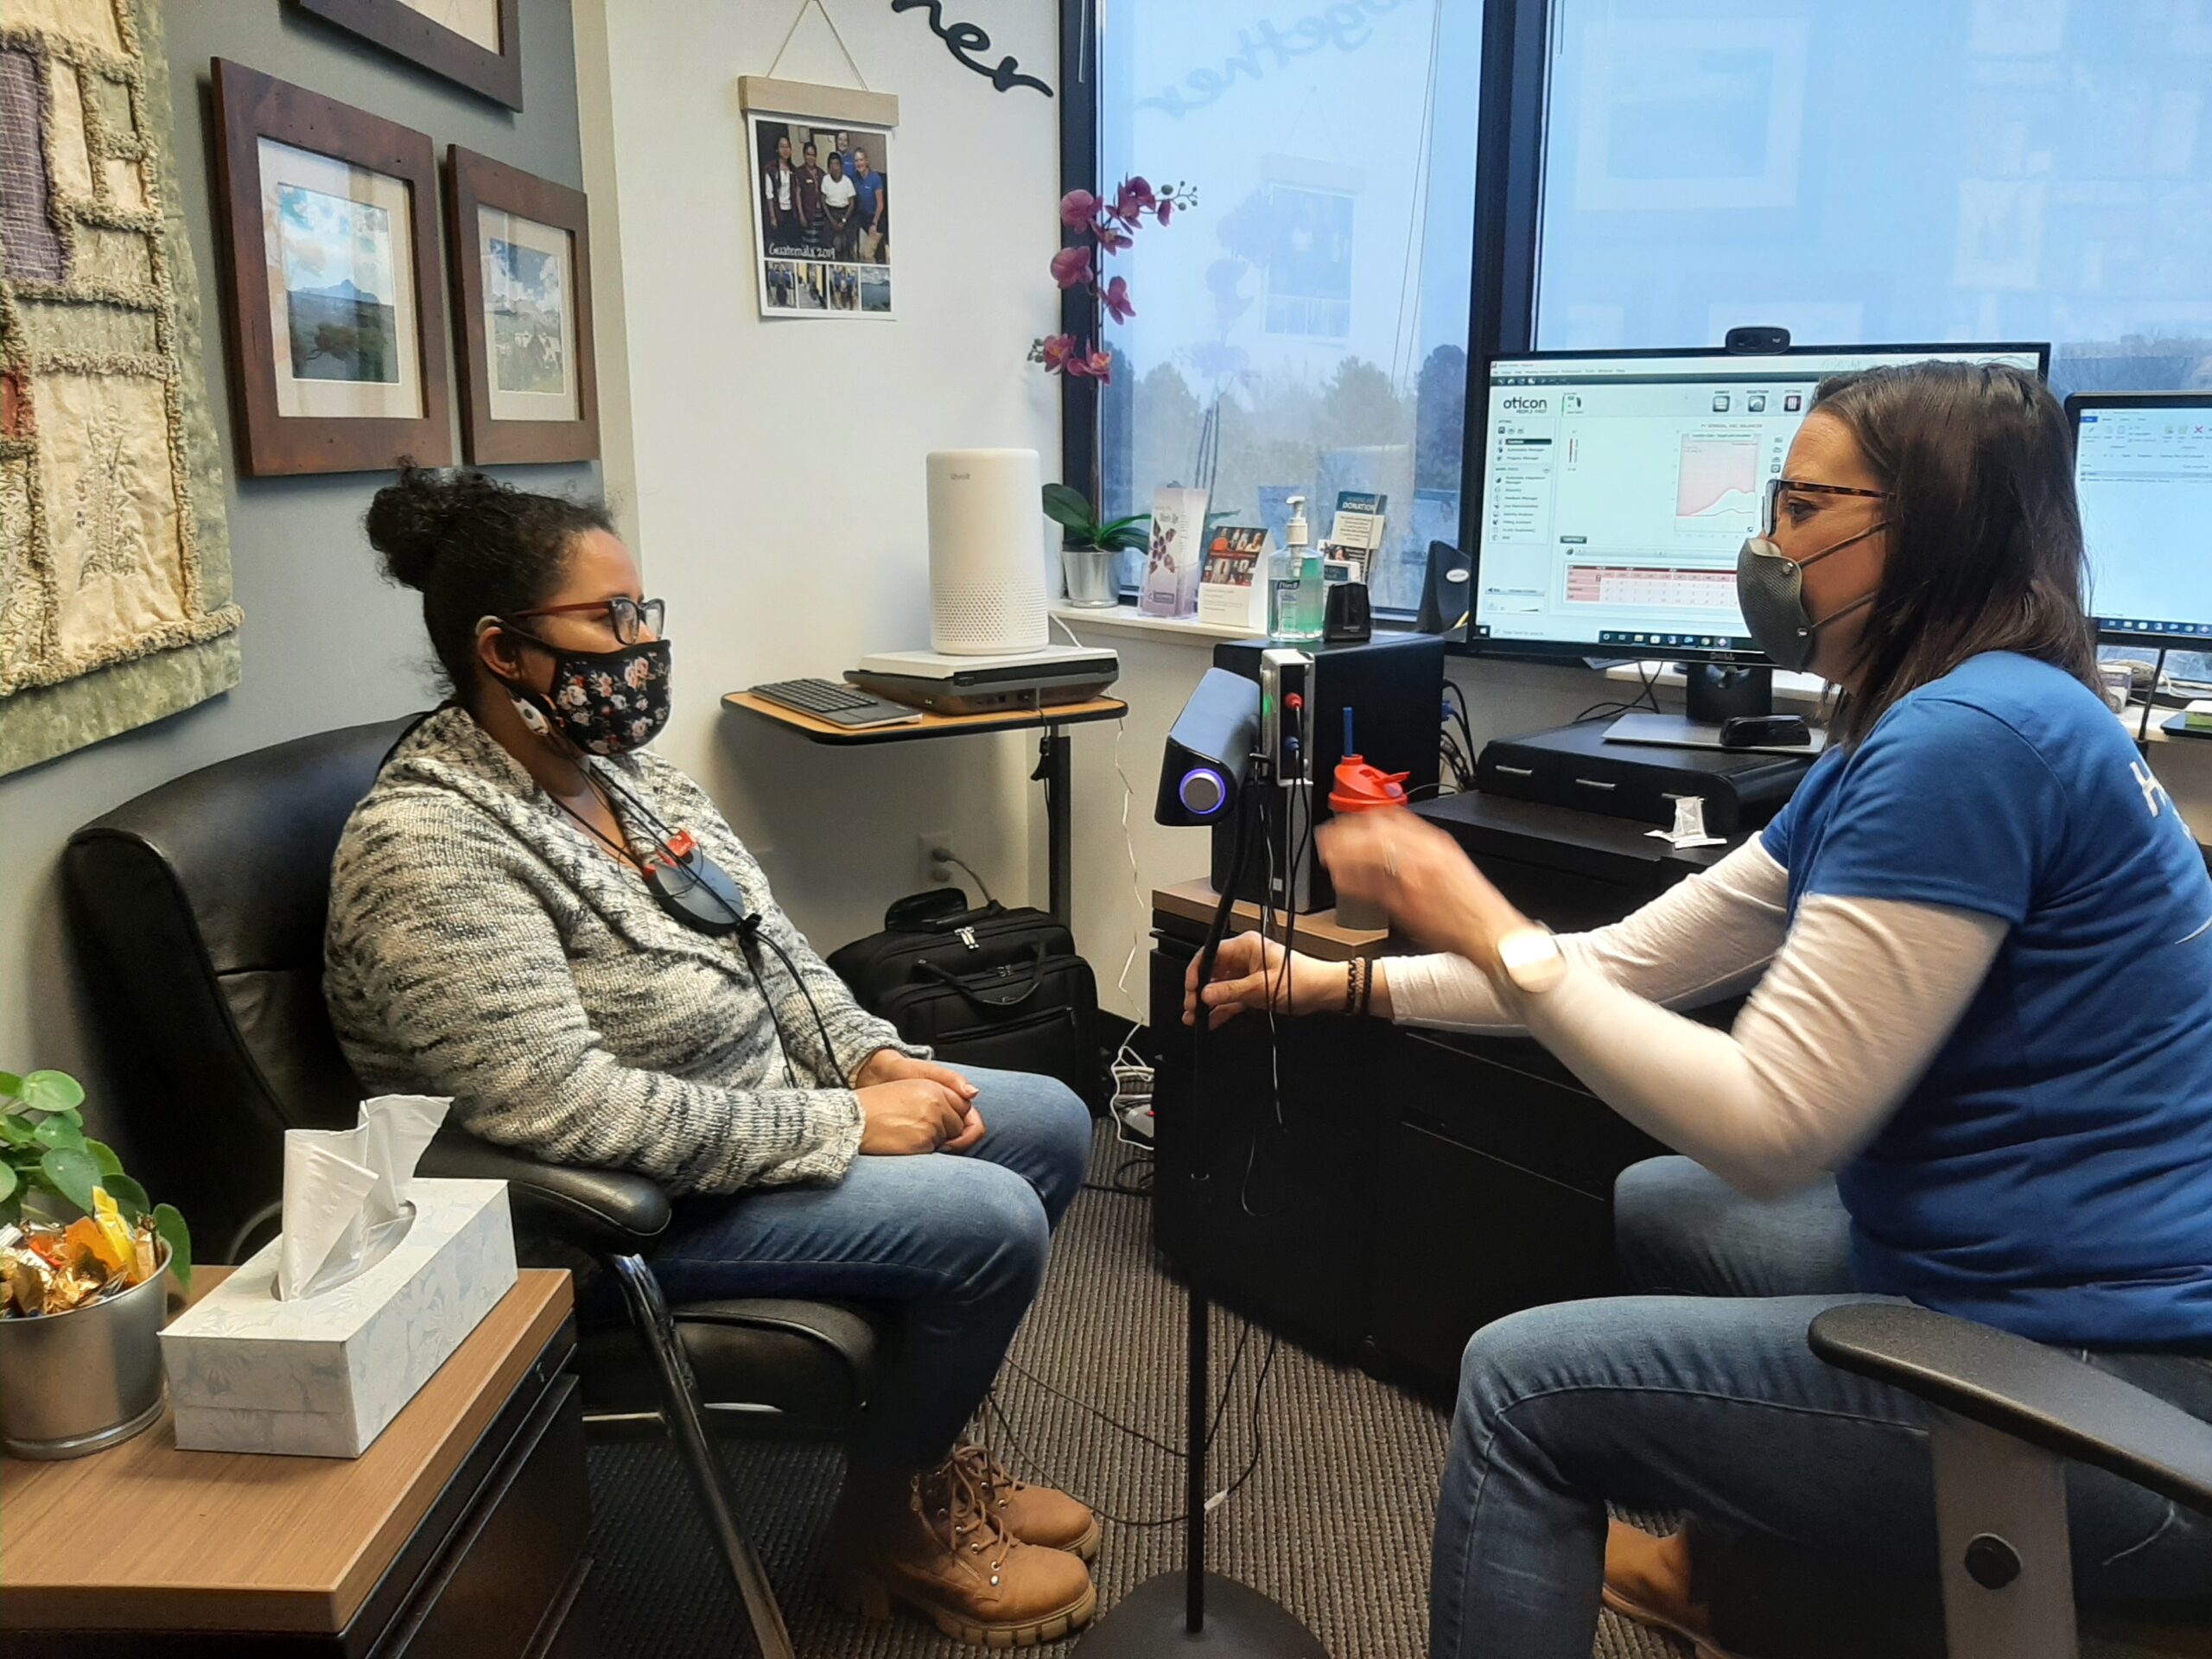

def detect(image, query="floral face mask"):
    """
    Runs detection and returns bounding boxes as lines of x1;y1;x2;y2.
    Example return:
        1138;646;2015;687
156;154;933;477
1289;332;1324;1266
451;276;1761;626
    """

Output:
500;632;672;756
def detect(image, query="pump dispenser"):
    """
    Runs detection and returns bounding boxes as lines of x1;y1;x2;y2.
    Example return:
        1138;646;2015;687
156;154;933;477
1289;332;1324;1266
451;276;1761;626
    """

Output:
1270;494;1325;642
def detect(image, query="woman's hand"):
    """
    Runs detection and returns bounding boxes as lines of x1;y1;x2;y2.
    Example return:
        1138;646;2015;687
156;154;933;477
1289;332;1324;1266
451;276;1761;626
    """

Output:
855;1078;987;1155
1183;931;1348;1028
854;1052;985;1153
1318;810;1528;972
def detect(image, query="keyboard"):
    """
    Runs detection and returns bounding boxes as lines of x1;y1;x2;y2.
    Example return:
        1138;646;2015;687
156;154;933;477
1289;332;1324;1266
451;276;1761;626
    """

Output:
750;677;923;728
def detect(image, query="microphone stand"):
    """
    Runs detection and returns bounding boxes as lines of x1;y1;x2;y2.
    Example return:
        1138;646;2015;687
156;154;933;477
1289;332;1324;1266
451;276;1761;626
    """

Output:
1072;782;1328;1656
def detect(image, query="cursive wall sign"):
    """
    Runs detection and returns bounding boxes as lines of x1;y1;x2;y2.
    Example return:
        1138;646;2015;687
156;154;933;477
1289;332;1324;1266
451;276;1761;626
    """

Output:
891;0;1052;97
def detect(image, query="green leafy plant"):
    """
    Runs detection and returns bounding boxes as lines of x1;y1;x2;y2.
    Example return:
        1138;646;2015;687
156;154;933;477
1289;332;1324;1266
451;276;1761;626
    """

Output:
1042;482;1150;552
0;1069;189;1291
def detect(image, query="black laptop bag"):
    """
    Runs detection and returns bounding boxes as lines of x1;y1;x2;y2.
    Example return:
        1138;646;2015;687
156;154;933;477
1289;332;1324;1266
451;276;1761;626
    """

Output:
828;892;1105;1111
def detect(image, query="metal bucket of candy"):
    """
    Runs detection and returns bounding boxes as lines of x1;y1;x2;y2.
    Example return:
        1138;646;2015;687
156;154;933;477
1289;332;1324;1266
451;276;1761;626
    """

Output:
0;1213;172;1459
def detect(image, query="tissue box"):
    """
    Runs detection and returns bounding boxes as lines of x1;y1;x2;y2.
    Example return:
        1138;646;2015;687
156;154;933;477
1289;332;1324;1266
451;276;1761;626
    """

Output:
162;1179;516;1457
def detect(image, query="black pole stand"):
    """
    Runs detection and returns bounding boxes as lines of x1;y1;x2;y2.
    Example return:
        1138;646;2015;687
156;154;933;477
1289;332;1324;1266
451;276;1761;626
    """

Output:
1072;787;1328;1657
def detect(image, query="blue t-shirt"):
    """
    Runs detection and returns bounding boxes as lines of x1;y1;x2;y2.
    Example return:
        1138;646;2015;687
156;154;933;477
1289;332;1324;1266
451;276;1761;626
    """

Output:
852;168;887;220
1762;652;2212;1346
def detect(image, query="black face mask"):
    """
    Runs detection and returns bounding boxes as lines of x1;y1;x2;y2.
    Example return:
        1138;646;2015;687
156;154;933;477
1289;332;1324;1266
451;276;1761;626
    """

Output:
499;632;672;757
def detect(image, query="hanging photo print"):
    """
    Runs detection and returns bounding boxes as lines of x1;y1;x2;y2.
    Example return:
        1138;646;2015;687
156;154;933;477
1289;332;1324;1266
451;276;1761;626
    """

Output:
747;110;893;320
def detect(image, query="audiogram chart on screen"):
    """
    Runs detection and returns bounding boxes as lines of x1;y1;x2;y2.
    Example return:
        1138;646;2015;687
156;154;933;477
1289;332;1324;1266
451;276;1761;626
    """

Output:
1675;435;1762;528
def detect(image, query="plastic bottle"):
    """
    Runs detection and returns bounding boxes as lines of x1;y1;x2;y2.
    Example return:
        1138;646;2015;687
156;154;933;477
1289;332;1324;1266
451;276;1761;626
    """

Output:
1270;495;1325;643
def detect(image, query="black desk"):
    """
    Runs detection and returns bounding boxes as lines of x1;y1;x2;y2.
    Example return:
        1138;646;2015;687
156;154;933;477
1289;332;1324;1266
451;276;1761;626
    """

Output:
1148;789;1752;1397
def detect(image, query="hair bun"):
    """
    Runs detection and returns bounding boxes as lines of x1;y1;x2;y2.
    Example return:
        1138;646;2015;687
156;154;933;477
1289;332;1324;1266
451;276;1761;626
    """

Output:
366;464;507;591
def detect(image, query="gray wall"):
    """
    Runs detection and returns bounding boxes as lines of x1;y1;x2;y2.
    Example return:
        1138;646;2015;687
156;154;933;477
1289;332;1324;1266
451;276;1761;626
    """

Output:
0;0;595;1163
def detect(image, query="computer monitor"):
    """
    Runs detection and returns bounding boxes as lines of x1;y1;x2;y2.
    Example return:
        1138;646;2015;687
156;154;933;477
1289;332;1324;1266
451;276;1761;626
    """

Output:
1466;343;2052;664
2069;391;2212;650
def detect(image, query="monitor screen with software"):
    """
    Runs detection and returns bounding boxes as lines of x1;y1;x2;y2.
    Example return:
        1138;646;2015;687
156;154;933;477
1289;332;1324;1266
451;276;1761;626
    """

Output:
1468;343;2051;663
2069;392;2212;648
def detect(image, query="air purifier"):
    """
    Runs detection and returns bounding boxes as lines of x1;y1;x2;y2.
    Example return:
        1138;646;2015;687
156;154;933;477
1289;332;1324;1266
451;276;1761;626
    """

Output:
925;448;1048;656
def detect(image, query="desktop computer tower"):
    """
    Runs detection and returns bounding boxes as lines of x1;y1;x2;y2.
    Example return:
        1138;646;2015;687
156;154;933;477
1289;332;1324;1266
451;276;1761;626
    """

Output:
1208;632;1445;914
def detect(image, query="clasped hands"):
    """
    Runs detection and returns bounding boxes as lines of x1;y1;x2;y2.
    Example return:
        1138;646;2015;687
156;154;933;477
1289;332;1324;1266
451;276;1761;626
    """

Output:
1183;809;1529;1029
854;1049;987;1155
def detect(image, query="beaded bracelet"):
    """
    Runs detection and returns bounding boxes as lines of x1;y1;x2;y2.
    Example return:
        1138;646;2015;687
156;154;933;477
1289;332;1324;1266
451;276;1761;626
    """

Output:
1342;957;1362;1016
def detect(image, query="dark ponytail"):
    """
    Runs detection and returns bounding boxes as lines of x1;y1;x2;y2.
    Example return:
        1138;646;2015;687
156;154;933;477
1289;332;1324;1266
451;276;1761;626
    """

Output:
366;465;615;695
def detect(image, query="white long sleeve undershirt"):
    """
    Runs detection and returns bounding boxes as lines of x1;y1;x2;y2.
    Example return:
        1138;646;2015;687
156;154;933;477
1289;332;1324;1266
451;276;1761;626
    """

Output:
1384;840;2007;1198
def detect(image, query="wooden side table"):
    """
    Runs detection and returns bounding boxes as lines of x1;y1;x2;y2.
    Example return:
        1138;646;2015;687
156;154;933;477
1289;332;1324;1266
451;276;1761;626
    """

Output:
727;691;1128;923
0;1268;593;1658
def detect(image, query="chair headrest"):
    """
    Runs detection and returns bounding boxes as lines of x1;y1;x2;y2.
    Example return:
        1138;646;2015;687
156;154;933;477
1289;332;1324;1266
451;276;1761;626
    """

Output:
70;716;419;973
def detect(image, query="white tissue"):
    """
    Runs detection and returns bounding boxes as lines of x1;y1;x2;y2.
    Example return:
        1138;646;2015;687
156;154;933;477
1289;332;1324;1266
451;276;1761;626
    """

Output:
276;1096;450;1300
1647;794;1726;849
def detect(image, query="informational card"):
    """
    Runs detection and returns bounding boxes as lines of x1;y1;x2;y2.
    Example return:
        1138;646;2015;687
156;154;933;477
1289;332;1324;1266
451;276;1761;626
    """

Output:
1140;486;1210;618
1330;490;1388;551
1198;525;1269;630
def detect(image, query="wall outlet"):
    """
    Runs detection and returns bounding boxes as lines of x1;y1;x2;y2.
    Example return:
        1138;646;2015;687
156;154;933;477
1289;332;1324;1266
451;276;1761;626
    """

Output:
917;827;954;886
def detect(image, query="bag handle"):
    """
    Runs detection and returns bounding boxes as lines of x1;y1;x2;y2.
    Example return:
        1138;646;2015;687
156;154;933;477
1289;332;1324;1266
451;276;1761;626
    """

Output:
916;939;1050;1011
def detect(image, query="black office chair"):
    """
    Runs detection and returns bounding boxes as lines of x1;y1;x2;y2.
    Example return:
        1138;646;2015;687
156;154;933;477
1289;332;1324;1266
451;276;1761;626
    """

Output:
1810;1304;2212;1659
64;717;888;1659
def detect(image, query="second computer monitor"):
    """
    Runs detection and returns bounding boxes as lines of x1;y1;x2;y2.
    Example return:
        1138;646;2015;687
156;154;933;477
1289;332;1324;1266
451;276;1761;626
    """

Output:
1469;343;2050;663
2069;391;2212;650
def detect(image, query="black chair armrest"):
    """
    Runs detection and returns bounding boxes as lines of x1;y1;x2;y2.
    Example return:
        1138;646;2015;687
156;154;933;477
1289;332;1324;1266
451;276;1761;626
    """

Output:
1809;1303;2212;1519
420;1132;672;1250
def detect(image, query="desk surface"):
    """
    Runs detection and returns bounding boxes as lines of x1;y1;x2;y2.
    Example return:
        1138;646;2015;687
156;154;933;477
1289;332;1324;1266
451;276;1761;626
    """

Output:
0;1268;573;1635
726;690;1127;746
1154;880;1389;961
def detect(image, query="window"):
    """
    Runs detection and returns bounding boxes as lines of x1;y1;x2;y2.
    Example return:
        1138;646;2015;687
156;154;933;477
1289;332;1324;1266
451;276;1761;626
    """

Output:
1535;0;2212;400
1095;1;1485;611
1535;0;2212;681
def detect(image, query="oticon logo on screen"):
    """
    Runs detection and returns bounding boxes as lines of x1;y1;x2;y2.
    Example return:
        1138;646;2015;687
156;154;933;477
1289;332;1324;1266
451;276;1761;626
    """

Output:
1501;395;1549;412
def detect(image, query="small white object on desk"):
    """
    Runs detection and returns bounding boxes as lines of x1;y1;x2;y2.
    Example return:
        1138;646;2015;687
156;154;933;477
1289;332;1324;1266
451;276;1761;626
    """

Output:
1649;794;1726;849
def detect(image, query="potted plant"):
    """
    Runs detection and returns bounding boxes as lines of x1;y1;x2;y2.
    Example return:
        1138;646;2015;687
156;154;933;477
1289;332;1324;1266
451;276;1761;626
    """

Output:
1044;483;1148;607
1030;175;1192;607
0;1068;191;1458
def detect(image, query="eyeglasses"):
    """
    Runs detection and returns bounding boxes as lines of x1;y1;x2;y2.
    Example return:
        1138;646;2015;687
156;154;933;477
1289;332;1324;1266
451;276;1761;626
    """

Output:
1763;478;1894;539
507;595;666;645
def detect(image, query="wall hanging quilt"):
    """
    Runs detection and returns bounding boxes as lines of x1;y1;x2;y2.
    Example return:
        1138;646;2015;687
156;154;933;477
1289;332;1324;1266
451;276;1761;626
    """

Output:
0;0;239;777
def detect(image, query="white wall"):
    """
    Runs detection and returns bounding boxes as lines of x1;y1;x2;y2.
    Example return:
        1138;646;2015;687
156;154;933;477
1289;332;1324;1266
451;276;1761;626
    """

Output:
574;0;1063;950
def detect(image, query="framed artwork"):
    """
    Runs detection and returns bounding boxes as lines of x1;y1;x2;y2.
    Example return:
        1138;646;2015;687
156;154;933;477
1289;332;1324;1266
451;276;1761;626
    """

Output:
738;78;899;323
212;60;452;475
446;147;597;465
290;0;524;111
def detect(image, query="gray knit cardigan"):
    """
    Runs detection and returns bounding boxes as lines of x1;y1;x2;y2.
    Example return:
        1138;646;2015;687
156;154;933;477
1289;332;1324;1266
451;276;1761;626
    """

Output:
324;706;917;1195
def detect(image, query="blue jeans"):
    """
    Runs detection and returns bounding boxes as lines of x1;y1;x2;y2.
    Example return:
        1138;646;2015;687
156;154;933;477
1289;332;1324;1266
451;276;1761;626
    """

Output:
648;1067;1090;1485
1432;1155;2212;1659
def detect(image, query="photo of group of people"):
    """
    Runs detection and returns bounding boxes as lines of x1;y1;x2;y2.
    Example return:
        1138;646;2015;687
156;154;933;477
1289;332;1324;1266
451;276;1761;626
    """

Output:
748;114;892;320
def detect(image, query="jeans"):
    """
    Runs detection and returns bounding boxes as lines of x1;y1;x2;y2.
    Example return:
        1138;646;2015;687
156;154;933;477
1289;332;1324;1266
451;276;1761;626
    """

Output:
648;1067;1091;1484
1432;1154;2212;1659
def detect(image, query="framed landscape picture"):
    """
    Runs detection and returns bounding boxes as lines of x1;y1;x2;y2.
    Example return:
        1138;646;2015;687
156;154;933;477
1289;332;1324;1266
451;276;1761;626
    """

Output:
213;60;452;474
291;0;524;111
446;147;597;465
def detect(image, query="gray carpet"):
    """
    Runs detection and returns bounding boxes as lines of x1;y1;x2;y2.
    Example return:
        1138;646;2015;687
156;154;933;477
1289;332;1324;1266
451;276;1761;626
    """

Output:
585;1121;1684;1658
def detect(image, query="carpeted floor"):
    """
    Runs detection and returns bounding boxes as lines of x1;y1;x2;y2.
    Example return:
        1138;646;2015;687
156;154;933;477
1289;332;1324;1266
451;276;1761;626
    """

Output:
584;1121;1685;1659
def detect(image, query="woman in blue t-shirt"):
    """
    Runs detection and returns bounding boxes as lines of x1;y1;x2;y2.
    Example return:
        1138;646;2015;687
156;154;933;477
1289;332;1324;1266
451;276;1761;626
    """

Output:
1190;361;2212;1656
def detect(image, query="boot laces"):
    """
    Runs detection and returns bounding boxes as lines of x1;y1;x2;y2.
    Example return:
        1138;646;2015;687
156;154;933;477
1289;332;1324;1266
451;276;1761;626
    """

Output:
920;1451;1014;1584
950;1440;1027;1510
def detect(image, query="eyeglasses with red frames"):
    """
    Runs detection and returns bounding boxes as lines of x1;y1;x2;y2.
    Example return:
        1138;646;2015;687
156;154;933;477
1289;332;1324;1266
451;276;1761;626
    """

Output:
1762;477;1894;539
506;595;666;645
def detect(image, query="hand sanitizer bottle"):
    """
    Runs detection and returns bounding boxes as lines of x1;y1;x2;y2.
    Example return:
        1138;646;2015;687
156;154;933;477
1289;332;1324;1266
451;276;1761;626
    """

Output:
1271;496;1325;643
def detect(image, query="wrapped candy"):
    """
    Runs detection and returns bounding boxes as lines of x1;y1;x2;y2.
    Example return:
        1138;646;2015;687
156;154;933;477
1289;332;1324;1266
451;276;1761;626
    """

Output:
0;1204;162;1317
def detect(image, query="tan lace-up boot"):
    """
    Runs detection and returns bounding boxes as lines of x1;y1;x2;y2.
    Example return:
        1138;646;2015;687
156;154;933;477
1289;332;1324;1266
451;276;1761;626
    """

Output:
1602;1520;1743;1659
952;1442;1102;1561
842;1455;1096;1646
